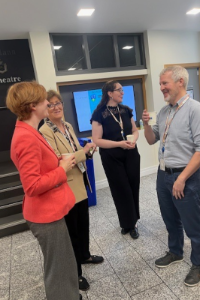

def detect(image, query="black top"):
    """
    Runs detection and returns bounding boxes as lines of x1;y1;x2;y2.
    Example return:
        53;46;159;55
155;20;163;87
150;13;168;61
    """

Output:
91;104;133;142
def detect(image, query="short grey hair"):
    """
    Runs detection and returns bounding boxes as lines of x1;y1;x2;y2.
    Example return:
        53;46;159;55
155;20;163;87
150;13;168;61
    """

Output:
160;65;189;89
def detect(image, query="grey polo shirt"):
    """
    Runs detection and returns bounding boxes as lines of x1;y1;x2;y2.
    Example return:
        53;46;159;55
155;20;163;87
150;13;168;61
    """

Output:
152;95;200;168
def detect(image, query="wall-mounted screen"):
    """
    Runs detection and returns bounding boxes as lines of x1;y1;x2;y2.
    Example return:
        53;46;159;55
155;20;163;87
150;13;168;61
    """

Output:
59;78;144;138
187;88;194;99
73;85;137;132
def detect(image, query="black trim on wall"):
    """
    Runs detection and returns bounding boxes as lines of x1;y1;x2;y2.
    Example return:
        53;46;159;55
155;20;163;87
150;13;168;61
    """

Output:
50;33;146;76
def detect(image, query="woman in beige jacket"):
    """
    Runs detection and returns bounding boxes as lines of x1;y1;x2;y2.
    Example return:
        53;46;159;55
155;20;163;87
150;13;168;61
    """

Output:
40;90;103;291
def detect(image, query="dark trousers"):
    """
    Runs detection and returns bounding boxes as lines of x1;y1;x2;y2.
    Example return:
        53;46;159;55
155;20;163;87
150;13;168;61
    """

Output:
100;147;140;229
27;218;79;300
64;199;90;276
157;168;200;266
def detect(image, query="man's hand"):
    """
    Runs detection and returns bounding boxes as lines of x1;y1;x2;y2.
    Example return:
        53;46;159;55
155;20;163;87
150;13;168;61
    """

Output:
142;109;151;126
172;176;185;199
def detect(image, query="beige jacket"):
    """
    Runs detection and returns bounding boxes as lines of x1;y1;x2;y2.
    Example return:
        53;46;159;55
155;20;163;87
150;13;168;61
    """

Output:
40;122;91;203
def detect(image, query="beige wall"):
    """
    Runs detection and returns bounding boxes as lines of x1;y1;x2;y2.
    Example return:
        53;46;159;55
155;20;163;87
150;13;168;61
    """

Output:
145;30;200;113
29;32;57;90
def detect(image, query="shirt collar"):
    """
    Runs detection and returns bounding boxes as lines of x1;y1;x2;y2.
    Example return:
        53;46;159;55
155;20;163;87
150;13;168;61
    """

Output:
169;93;188;108
45;117;68;133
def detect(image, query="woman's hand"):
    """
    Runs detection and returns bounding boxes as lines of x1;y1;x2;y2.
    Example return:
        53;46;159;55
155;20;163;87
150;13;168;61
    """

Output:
59;155;76;172
83;142;96;154
119;140;136;149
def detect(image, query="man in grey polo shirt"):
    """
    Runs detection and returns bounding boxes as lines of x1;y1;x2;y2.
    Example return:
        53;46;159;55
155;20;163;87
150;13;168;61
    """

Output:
142;65;200;287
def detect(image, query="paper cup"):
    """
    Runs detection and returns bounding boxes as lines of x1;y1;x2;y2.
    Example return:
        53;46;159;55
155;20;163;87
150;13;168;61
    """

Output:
61;153;73;160
148;111;157;126
126;135;134;143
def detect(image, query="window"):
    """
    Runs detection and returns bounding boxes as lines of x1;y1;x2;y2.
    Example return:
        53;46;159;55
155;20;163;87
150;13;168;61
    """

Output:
117;35;137;67
87;35;115;69
50;33;146;74
52;35;87;71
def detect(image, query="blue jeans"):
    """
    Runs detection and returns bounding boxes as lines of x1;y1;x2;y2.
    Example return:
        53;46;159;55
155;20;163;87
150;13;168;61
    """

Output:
156;168;200;266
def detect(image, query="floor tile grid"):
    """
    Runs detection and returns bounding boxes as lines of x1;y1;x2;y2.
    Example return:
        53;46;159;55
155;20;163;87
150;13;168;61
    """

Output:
87;191;174;299
138;187;193;269
0;236;12;300
91;237;172;299
9;233;45;300
90;180;194;300
85;242;132;299
8;237;12;300
84;217;132;299
88;216;163;297
0;174;199;300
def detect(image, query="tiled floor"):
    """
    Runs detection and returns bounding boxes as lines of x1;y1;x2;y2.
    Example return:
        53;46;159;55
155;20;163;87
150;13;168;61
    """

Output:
1;173;200;300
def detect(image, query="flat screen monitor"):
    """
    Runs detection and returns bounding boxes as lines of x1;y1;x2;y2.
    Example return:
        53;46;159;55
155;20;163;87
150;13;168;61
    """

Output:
187;88;194;99
73;85;137;132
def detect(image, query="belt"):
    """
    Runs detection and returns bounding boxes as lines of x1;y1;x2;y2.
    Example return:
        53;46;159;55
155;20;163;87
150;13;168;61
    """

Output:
165;167;185;174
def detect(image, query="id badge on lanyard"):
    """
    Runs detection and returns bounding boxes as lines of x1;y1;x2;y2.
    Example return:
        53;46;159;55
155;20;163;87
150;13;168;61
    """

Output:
64;126;86;173
77;162;86;173
160;158;165;171
160;136;166;171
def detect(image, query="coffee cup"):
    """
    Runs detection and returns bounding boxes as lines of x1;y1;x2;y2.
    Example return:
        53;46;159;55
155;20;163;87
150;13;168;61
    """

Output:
148;111;156;125
61;153;73;160
126;135;135;143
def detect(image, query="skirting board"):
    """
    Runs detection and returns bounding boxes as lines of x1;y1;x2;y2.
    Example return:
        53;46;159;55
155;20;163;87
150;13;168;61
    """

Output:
95;165;158;190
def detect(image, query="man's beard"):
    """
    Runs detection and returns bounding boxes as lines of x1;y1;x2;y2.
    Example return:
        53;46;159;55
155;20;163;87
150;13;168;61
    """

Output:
164;96;170;103
163;90;179;104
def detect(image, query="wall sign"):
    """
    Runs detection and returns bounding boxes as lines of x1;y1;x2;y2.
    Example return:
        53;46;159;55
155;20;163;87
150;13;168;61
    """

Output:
187;88;194;99
0;39;35;107
0;39;35;152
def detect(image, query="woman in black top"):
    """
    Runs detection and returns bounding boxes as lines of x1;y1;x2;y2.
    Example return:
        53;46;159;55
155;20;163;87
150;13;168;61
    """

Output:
91;80;140;239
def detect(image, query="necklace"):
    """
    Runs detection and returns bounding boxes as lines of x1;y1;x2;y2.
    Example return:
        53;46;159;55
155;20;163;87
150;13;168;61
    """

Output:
107;106;125;139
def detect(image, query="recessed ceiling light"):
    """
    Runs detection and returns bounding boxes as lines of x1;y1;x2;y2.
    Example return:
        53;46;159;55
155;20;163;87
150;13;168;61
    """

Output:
77;9;95;16
54;46;62;50
122;46;133;50
68;68;76;71
186;8;200;15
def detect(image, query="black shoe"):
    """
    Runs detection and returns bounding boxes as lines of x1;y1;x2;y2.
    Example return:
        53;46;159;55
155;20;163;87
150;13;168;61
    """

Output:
81;255;104;264
79;276;90;291
155;251;183;268
79;294;82;300
184;265;200;287
130;227;139;239
121;228;130;235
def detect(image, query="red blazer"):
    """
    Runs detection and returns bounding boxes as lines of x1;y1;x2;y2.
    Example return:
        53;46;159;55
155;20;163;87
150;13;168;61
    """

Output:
11;121;75;223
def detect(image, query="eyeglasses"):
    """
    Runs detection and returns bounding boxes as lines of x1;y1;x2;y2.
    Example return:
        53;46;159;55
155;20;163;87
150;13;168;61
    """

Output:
47;101;63;109
114;88;124;93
